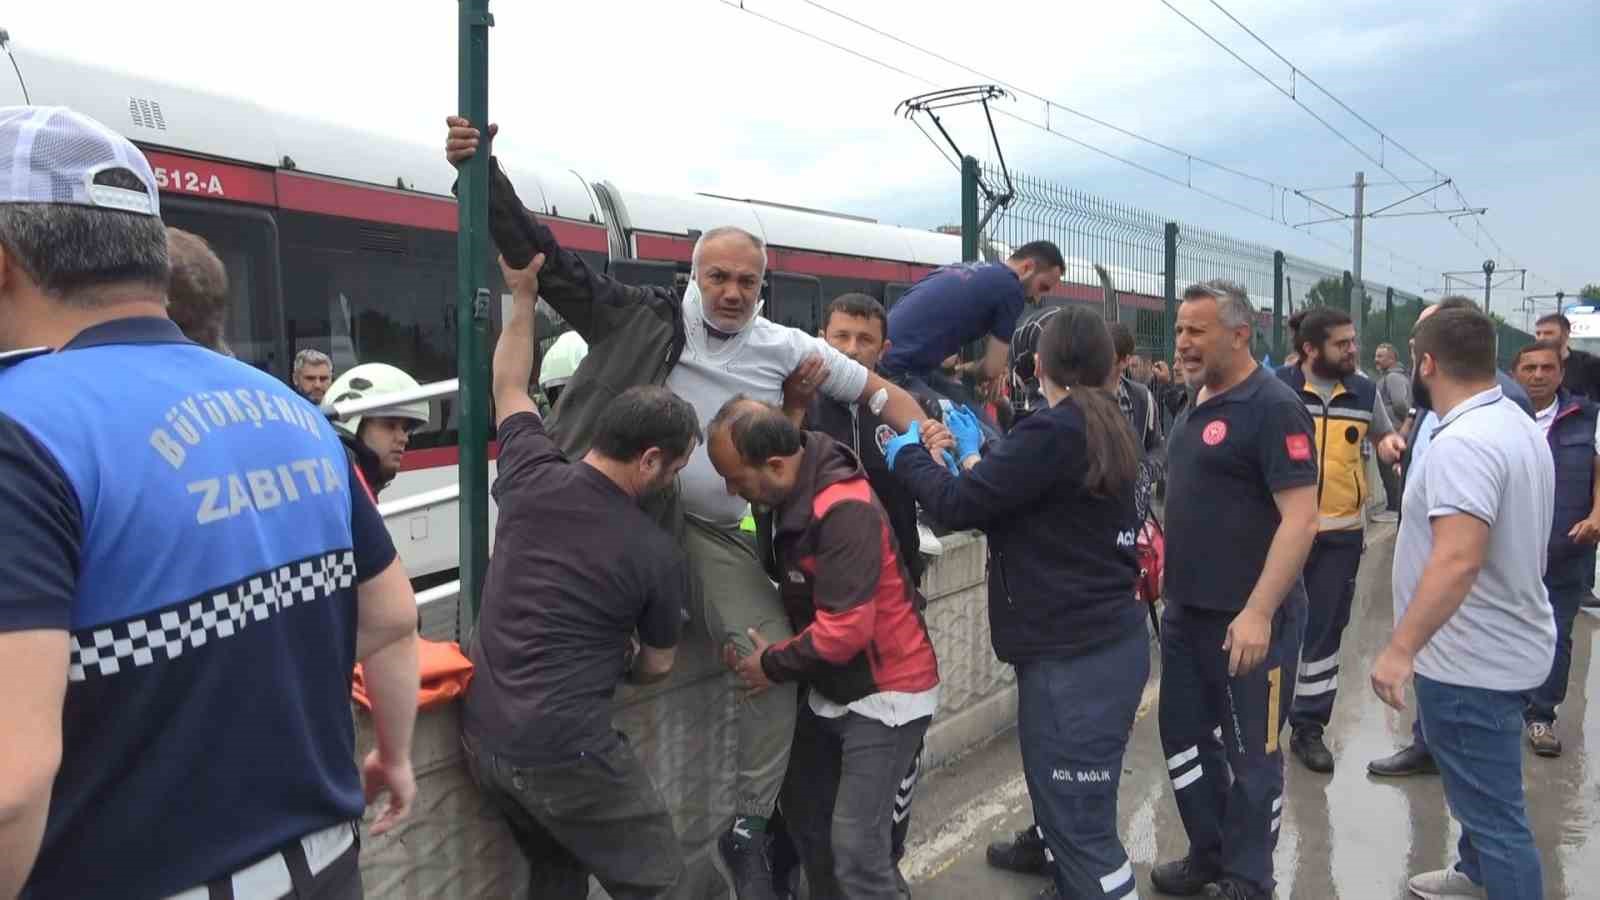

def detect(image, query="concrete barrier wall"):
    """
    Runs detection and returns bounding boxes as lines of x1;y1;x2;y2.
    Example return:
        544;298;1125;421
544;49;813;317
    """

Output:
356;531;1013;898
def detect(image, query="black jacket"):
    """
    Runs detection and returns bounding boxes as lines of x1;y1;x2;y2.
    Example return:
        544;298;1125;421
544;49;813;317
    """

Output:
340;432;389;497
894;397;1144;663
806;395;925;587
482;158;687;462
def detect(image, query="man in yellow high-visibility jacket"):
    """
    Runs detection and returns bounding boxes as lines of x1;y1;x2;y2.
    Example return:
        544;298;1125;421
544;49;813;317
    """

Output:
1274;306;1405;774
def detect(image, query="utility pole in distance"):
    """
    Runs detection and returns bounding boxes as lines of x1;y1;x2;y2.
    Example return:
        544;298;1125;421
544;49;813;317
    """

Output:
1293;174;1482;357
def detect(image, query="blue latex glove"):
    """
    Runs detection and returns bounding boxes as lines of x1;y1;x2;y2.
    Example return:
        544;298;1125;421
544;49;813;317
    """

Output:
885;421;963;475
947;405;986;464
884;421;924;472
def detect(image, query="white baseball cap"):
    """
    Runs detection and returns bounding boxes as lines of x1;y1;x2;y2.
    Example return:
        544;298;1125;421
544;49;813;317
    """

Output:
0;105;160;216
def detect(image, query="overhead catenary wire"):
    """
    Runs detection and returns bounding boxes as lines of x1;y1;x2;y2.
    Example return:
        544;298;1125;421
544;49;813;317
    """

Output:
712;0;1442;287
1167;0;1546;294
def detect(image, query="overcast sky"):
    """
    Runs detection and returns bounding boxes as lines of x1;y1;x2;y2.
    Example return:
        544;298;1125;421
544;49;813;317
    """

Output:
7;0;1595;325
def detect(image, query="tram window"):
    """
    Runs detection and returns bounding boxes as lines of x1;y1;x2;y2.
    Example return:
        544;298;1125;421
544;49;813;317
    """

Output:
279;211;459;450
611;259;681;293
818;276;883;306
885;282;914;310
160;200;284;376
767;273;823;336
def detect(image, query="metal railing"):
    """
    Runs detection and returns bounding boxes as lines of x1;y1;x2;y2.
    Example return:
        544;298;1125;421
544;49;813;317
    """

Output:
339;380;467;632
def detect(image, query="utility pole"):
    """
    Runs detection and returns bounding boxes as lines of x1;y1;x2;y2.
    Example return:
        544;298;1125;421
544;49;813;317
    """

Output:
1482;259;1495;314
1351;171;1365;339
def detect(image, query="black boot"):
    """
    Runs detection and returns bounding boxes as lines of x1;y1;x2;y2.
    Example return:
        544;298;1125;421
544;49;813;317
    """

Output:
985;825;1051;876
1203;877;1269;900
719;829;781;900
1150;855;1220;896
1366;743;1438;777
1290;727;1335;773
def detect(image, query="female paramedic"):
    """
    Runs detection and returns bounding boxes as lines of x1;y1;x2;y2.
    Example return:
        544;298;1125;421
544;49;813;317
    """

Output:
886;306;1147;900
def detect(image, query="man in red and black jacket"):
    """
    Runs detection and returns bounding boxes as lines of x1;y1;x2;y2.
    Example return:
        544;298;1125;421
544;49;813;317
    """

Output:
711;397;939;900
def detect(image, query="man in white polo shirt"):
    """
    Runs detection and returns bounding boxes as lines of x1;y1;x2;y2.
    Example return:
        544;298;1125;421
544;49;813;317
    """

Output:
1371;306;1554;900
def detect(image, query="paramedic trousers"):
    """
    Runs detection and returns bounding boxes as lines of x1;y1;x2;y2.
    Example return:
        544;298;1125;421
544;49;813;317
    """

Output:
1158;596;1302;896
1289;529;1364;733
1018;624;1148;900
684;516;798;819
781;705;930;900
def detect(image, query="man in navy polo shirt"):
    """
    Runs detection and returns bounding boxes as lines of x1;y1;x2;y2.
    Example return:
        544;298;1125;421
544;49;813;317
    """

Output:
883;242;1065;400
0;106;420;900
1154;280;1320;900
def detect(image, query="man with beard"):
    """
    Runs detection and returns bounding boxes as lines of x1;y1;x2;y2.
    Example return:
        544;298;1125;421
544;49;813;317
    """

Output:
1275;307;1405;774
1367;296;1535;778
461;254;702;899
446;118;930;899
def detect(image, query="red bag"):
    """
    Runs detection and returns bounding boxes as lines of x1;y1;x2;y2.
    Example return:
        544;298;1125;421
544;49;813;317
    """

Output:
1136;517;1165;605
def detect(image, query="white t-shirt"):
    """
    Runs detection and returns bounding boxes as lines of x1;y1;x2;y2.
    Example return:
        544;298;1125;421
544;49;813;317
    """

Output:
1393;386;1556;691
666;298;869;526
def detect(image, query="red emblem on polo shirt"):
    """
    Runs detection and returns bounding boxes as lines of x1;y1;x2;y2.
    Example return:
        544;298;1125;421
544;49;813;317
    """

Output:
1285;433;1313;461
1202;420;1228;446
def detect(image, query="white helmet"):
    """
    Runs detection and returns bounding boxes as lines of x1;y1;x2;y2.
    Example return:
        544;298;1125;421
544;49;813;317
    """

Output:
326;363;430;436
538;331;589;391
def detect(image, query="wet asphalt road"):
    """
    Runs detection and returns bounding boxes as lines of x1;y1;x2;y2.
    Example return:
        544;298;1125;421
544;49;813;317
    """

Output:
901;524;1600;898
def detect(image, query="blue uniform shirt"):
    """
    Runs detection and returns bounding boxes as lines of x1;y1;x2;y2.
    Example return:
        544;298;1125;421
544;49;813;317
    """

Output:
0;318;396;900
882;262;1025;376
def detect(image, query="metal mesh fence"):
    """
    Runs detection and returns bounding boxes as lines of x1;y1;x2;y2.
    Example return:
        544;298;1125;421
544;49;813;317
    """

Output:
984;169;1168;356
976;160;1533;373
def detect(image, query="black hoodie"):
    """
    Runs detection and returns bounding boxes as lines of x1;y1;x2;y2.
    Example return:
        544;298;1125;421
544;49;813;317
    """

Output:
339;432;390;498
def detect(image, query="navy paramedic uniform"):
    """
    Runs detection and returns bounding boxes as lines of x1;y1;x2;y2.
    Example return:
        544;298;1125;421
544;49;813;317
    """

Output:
0;318;396;900
896;398;1145;900
1160;364;1317;895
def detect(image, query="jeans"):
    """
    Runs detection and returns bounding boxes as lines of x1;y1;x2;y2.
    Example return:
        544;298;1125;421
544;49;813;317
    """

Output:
780;706;930;899
1416;675;1543;900
1018;625;1148;899
1525;554;1588;724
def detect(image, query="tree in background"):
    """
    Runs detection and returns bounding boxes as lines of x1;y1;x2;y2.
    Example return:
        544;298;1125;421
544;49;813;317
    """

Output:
1581;283;1600;303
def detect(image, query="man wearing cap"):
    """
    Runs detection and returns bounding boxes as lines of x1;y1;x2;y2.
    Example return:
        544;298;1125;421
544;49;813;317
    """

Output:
0;106;421;900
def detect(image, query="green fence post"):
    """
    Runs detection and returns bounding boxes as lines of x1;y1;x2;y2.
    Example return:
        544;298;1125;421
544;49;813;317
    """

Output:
1272;251;1285;360
456;0;493;625
961;156;979;264
1163;222;1178;367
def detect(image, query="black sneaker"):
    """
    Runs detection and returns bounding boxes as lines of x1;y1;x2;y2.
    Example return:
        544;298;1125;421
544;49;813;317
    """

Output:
1036;884;1060;899
1203;878;1269;900
986;826;1051;876
1151;856;1220;896
718;829;781;900
1290;727;1335;773
1366;743;1438;777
